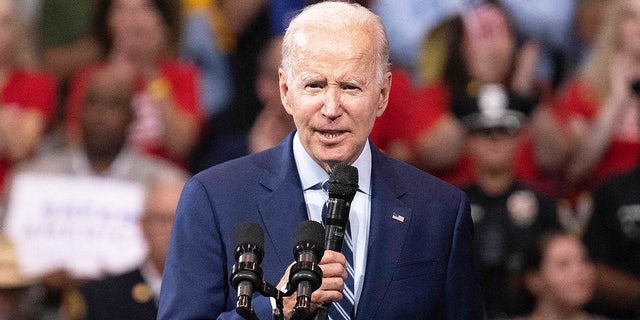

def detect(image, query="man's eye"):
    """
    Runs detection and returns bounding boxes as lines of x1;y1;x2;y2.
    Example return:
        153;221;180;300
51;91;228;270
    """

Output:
343;85;361;91
306;83;323;89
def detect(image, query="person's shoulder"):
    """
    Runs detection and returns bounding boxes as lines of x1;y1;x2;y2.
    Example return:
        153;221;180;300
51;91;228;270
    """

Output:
8;69;57;86
82;268;142;292
79;269;146;311
588;167;640;207
123;150;191;181
598;167;640;191
14;149;73;174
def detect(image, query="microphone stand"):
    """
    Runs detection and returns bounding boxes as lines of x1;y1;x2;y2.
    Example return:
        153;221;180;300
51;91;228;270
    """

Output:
235;279;300;320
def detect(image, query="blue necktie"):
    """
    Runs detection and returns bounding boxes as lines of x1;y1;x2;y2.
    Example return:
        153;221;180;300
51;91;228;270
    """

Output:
321;181;355;320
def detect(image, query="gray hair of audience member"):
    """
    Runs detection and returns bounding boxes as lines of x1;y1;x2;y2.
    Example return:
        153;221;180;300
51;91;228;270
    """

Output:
141;168;190;273
280;1;391;89
143;168;191;214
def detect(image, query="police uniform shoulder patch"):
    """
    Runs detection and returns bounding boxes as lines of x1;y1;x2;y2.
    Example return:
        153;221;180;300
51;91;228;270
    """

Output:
470;204;485;224
506;190;538;228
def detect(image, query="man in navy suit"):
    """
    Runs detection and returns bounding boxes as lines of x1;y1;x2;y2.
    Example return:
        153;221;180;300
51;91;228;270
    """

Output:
158;2;483;319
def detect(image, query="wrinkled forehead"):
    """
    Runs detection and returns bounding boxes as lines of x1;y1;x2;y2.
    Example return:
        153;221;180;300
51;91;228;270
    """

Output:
290;29;377;67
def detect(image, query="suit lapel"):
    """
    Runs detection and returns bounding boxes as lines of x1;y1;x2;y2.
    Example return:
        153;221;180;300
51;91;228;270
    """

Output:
256;134;308;270
251;136;413;317
357;147;411;320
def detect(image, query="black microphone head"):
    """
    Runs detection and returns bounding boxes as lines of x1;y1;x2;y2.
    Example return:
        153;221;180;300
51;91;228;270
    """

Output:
293;220;325;260
632;78;640;96
328;163;358;201
234;221;264;263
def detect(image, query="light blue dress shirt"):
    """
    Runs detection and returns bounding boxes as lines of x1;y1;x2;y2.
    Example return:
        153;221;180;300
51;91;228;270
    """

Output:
292;132;372;312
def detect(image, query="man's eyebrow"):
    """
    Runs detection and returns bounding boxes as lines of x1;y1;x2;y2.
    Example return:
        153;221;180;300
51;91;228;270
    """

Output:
340;78;367;86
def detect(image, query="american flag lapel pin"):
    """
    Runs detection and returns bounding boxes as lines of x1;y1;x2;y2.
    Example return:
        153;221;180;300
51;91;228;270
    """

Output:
392;212;405;223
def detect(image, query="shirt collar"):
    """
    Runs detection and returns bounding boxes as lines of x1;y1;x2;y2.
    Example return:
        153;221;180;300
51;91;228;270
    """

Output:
293;132;372;195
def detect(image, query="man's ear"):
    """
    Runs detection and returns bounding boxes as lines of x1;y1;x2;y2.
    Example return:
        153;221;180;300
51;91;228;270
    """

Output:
376;71;392;117
279;69;294;116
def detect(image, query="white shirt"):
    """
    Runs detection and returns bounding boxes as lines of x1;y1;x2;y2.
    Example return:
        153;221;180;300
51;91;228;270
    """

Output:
292;132;372;311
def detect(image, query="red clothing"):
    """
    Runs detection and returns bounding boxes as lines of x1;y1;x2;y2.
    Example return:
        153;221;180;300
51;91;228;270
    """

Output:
371;72;475;187
66;60;203;166
393;80;556;193
558;79;640;189
370;68;413;149
514;139;563;199
408;83;476;187
405;83;449;144
0;70;57;188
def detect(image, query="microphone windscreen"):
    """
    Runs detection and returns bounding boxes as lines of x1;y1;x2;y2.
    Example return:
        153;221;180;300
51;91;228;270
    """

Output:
328;163;358;200
294;220;326;256
633;79;640;96
234;221;265;255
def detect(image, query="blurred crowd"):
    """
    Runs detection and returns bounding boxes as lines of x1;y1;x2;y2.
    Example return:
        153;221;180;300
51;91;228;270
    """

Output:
0;0;639;319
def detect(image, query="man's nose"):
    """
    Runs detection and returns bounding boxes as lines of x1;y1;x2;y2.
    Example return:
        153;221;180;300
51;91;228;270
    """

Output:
322;86;342;118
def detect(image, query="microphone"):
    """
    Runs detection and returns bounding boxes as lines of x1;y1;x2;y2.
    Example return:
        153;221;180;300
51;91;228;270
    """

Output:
313;163;358;320
324;163;359;252
230;221;264;319
289;220;325;320
632;78;640;96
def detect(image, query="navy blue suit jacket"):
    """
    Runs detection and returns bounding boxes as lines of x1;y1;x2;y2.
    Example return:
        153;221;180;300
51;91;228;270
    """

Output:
158;133;483;319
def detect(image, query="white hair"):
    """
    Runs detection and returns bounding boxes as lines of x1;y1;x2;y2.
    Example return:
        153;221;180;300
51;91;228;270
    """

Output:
281;1;390;88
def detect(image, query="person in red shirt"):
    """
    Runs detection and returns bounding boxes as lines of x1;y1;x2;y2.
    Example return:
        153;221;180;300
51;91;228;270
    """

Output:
382;4;552;190
65;0;203;167
553;0;640;194
0;0;57;189
532;0;640;233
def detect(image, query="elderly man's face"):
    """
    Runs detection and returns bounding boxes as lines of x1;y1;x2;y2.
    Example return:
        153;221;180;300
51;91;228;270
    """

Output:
279;29;391;172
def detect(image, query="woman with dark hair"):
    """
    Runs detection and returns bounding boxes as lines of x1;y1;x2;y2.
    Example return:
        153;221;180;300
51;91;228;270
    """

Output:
64;0;203;167
515;231;610;320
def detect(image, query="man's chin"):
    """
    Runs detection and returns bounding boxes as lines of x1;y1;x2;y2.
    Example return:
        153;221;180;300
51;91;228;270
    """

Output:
317;153;351;170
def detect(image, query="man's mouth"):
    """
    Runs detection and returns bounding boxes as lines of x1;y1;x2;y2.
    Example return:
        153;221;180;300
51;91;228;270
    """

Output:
320;131;345;139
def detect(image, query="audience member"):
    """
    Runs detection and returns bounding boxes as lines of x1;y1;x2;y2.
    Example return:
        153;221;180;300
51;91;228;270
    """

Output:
0;0;57;190
572;0;613;74
581;144;640;318
0;234;44;320
369;67;424;166
553;0;640;195
402;4;550;188
37;0;101;85
3;66;188;320
371;0;478;74
188;2;271;173
457;91;561;319
64;0;203;168
78;170;189;320
28;68;181;181
247;36;295;154
515;231;609;320
497;0;580;87
179;0;260;120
